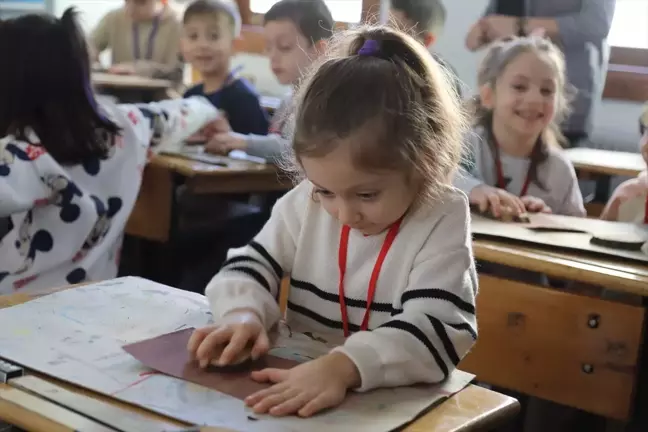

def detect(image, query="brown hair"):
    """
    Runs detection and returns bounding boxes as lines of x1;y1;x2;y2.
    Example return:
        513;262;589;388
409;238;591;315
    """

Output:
285;25;468;204
471;36;572;190
183;0;241;36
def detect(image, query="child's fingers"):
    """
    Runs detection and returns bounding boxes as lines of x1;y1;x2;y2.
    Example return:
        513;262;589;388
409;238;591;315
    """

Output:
218;328;251;365
487;194;502;217
250;330;270;359
269;391;311;417
250;368;289;384
252;387;299;414
195;326;233;367
187;326;216;356
297;392;335;418
245;381;289;407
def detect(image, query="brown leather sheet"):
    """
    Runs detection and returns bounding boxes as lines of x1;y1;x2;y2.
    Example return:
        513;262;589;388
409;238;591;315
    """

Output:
123;328;299;401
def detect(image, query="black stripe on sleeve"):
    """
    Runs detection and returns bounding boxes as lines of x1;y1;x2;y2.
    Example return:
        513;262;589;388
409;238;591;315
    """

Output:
379;319;448;381
447;322;478;340
225;266;271;292
291;278;394;313
286;301;362;333
401;289;475;315
221;255;265;270
249;241;283;280
426;315;460;366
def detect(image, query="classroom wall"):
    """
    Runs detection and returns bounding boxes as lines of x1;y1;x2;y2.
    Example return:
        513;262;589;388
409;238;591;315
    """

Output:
61;0;644;152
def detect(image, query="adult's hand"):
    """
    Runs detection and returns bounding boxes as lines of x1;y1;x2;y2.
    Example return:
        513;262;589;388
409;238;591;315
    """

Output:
482;15;518;41
466;19;489;51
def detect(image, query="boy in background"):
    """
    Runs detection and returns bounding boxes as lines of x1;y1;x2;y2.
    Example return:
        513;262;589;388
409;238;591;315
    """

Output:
389;0;464;98
204;0;334;163
91;0;183;83
182;0;269;135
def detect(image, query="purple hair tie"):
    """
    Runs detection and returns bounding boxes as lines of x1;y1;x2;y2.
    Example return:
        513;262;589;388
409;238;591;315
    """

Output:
358;39;380;56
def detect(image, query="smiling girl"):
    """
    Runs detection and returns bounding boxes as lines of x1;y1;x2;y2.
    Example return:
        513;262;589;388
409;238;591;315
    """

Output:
455;36;585;217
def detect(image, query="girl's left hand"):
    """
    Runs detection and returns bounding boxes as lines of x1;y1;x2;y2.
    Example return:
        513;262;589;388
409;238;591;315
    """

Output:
245;352;360;417
205;133;246;154
521;195;552;214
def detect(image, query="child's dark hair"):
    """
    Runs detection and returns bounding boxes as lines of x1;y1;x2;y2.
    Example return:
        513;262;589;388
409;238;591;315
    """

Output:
183;0;241;36
264;0;333;45
391;0;447;36
0;8;119;165
287;25;467;203
471;36;571;190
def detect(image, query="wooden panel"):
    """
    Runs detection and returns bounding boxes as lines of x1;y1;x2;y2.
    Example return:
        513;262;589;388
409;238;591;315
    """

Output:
125;164;173;242
187;171;292;194
460;275;645;420
235;26;265;55
473;240;648;296
610;47;648;68
0;386;111;432
604;66;648;102
404;385;518;432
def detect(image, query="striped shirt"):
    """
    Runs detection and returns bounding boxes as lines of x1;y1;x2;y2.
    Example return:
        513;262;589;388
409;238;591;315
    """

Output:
205;181;478;391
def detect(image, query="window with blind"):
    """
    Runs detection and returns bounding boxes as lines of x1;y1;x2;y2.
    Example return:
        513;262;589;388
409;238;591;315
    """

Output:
608;0;648;49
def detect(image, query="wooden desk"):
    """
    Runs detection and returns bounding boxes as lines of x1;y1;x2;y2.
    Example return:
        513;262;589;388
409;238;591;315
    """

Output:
0;290;519;432
126;154;292;242
92;73;172;91
566;148;644;178
462;238;648;424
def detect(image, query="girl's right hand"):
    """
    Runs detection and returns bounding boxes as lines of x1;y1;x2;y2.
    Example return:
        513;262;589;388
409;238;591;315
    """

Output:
187;309;270;368
469;184;526;218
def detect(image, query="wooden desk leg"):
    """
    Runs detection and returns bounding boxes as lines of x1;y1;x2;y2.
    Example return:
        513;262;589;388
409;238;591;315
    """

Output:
593;175;612;203
627;298;648;432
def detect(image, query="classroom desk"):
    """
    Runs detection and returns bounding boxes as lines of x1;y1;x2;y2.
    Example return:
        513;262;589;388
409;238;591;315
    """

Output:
566;148;645;209
126;154;292;243
92;73;172;91
463;237;648;428
0;289;519;432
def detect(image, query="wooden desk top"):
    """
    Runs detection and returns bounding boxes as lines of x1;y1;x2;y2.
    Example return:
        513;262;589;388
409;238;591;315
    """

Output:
474;238;648;296
92;73;172;90
0;289;518;432
566;147;645;177
151;154;281;178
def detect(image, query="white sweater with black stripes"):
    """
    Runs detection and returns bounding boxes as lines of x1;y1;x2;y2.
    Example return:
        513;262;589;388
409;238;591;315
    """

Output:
205;181;478;391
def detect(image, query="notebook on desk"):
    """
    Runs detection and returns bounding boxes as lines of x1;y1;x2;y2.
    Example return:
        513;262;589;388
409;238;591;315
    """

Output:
162;144;266;166
0;277;474;432
471;213;648;262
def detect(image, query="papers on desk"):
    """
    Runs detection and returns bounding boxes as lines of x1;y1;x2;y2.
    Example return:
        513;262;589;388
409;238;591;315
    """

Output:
0;277;474;432
472;213;648;262
162;145;267;166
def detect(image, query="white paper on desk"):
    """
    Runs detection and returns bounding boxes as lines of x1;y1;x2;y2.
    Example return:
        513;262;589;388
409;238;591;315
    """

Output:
0;277;474;432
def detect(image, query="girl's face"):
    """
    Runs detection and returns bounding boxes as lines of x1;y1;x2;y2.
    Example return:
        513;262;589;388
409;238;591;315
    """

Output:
482;51;558;141
300;143;418;236
263;19;321;86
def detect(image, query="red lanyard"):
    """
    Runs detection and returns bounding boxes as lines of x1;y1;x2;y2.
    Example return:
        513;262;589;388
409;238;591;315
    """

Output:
493;150;532;197
338;219;402;337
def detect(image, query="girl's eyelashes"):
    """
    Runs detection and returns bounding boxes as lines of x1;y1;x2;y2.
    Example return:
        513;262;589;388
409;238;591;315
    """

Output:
357;191;380;200
314;188;334;198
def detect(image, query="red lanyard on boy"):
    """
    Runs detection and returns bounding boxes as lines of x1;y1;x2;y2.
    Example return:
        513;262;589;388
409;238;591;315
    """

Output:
132;15;160;61
338;218;402;337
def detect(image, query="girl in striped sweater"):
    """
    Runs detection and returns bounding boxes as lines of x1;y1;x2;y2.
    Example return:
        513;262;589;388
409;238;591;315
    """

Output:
188;25;478;417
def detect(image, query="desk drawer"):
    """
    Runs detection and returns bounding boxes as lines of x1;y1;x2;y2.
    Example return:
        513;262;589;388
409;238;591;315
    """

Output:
460;275;645;420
